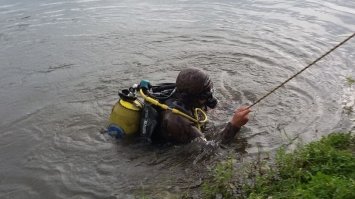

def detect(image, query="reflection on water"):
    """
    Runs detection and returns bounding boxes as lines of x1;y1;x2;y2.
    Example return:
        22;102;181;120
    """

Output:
0;0;354;198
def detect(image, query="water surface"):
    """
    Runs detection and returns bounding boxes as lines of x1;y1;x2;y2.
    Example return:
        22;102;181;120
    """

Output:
0;0;355;198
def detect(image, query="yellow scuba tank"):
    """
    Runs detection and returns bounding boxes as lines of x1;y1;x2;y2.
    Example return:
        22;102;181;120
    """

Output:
106;80;209;140
107;89;142;138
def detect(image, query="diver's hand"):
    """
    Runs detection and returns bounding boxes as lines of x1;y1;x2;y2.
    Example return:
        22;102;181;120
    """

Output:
230;106;251;128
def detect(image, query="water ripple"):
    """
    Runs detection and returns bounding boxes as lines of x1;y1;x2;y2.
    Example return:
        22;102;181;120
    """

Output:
1;0;355;198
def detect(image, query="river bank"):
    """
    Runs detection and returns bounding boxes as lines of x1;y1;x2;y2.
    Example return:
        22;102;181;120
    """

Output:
200;132;355;199
1;0;355;198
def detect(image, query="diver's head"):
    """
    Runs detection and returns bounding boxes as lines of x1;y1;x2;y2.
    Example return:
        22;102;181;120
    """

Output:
176;68;218;109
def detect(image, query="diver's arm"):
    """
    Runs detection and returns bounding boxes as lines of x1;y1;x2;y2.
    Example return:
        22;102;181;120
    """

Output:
219;122;241;144
220;106;251;144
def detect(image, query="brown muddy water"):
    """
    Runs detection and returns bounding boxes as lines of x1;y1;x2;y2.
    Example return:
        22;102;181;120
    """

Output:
1;0;355;198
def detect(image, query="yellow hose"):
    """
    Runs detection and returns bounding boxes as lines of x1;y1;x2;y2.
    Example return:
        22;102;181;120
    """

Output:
139;89;208;129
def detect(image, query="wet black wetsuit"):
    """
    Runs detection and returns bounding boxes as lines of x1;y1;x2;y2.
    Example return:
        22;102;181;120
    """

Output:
153;98;240;144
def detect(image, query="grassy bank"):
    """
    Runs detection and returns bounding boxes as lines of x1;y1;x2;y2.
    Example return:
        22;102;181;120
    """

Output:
202;132;355;199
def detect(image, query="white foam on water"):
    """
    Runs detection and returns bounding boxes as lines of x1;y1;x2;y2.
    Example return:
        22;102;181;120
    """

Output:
341;83;355;132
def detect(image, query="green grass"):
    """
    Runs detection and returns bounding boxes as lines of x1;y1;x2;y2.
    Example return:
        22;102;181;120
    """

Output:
246;132;355;199
346;77;355;86
202;158;236;199
201;133;355;199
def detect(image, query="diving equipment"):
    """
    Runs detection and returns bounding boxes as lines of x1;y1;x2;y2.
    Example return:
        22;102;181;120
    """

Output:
107;89;143;138
138;81;208;131
107;80;209;140
175;68;212;95
198;88;218;109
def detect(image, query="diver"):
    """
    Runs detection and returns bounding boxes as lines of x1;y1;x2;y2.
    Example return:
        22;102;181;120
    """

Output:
151;68;251;145
106;68;251;146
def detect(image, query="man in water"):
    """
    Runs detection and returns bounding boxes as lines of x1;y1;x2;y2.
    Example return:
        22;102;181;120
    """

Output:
152;68;251;145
